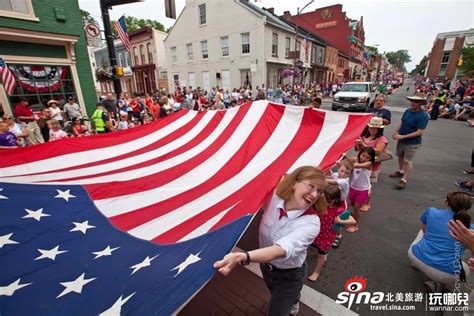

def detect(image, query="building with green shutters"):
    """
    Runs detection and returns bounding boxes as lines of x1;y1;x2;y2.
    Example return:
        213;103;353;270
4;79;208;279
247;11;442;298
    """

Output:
0;0;97;116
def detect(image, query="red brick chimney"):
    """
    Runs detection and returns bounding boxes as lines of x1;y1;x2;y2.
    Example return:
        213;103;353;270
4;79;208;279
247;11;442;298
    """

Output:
266;7;274;14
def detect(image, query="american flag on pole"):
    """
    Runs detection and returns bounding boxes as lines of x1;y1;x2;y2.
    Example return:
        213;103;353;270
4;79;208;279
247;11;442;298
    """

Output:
356;50;369;68
0;101;371;314
301;34;309;58
0;57;16;96
114;16;132;52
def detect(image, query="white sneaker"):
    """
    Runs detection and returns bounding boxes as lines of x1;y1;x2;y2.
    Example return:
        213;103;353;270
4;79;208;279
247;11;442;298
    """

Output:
290;302;300;315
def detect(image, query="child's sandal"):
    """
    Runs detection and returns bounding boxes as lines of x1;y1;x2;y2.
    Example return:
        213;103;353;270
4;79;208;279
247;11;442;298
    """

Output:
332;236;342;248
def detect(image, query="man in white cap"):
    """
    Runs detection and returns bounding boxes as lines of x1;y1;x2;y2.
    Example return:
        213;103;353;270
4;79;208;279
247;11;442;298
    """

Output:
390;92;429;189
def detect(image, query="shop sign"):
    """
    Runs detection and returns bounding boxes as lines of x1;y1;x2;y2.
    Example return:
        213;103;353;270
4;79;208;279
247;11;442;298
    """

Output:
315;21;337;29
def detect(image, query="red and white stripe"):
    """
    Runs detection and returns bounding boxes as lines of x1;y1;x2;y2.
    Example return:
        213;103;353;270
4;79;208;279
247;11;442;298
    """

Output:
114;20;132;52
0;101;371;243
0;63;16;96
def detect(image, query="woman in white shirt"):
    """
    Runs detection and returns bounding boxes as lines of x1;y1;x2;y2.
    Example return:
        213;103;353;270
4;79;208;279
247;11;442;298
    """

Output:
47;99;64;126
214;166;327;316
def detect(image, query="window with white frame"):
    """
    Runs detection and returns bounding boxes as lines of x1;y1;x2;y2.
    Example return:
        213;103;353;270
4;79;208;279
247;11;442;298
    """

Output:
118;53;123;66
221;36;229;57
311;44;317;64
285;37;291;58
125;52;131;67
241;32;250;54
0;0;37;20
171;46;177;64
198;3;206;25
201;40;208;59
319;48;324;64
186;43;194;60
272;33;278;57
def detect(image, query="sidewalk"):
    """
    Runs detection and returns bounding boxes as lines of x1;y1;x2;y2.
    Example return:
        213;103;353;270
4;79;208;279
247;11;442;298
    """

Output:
178;266;318;316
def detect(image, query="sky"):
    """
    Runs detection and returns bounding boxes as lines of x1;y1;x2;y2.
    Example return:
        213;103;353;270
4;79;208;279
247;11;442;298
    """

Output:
78;0;474;71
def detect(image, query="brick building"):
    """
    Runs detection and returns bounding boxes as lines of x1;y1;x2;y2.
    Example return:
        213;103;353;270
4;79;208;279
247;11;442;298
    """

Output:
0;0;96;115
286;4;365;80
325;45;338;82
129;27;168;95
425;28;474;80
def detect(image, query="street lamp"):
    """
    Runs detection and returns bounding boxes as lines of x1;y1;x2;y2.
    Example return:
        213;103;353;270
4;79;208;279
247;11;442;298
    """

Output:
292;0;314;88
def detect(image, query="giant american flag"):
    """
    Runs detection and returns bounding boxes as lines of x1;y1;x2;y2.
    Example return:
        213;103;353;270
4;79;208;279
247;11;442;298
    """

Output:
0;101;371;314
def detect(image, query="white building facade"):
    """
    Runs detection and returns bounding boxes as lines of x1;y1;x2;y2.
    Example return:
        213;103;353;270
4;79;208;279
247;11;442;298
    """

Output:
164;0;314;92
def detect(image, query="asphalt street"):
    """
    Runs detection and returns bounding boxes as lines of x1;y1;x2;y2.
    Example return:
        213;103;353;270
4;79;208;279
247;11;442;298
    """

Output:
237;79;474;315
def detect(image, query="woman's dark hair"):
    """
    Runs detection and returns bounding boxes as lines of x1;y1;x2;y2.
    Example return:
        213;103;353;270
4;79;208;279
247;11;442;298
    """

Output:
358;147;376;164
361;125;384;139
447;192;472;228
324;184;342;208
71;117;79;124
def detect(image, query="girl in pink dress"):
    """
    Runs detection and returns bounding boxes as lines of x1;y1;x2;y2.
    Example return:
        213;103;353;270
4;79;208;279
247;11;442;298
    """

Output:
308;184;356;282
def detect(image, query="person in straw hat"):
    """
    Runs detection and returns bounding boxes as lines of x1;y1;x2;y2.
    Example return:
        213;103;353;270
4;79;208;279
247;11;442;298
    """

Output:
390;92;429;190
355;116;388;212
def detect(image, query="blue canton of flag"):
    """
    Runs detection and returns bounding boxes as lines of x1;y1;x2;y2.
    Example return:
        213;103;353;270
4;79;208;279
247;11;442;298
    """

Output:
0;183;251;315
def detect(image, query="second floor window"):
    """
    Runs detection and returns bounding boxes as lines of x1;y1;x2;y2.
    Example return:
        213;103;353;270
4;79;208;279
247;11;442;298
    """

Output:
201;40;208;59
319;48;324;64
241;32;250;54
147;43;153;63
118;53;123;66
221;36;229;57
198;3;206;25
133;47;139;65
272;33;278;57
0;0;37;20
186;43;194;60
171;47;177;64
140;45;145;64
311;45;317;63
442;51;450;63
125;52;130;67
285;37;291;58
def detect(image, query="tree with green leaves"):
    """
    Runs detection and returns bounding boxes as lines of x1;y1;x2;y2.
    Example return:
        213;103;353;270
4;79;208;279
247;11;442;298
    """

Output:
411;55;429;76
365;46;379;55
80;9;97;26
111;15;167;38
460;45;474;77
386;50;412;72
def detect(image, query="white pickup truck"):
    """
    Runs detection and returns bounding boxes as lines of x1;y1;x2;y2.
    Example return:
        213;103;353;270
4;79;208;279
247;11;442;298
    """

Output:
332;82;376;112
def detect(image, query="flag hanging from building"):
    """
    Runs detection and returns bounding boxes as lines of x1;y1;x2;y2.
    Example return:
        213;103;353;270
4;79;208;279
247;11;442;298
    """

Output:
0;101;371;313
0;57;17;96
301;34;309;58
356;50;369;68
114;16;132;52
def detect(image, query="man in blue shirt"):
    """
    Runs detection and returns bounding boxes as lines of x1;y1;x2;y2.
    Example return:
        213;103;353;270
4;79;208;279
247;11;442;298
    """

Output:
390;92;429;189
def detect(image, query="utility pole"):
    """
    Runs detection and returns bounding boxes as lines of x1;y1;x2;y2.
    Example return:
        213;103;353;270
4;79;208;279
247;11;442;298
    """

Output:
100;0;155;97
100;0;122;97
292;0;314;88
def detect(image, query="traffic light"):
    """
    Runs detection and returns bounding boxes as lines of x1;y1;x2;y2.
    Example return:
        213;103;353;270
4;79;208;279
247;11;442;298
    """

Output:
458;56;463;67
115;66;124;77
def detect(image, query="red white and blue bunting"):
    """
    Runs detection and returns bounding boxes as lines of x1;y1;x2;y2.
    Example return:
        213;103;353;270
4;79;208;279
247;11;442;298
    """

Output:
11;65;68;93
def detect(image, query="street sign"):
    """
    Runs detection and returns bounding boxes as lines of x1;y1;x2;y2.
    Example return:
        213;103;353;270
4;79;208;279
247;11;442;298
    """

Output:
287;51;300;59
85;23;102;47
250;63;257;72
